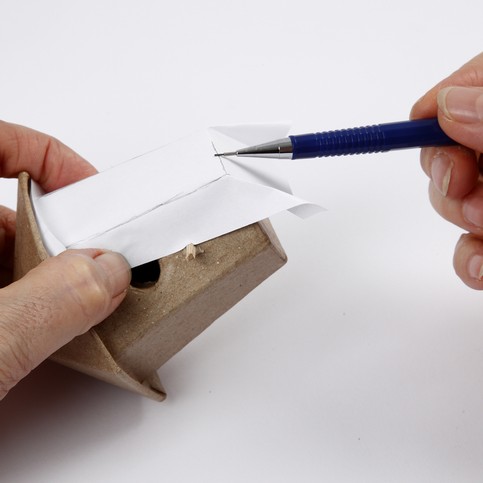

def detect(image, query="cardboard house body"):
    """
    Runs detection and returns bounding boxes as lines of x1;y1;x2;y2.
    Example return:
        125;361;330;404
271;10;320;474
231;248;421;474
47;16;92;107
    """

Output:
13;173;287;401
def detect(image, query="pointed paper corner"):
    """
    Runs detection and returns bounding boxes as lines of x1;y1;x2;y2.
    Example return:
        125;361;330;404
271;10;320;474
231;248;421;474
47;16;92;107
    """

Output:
209;122;291;152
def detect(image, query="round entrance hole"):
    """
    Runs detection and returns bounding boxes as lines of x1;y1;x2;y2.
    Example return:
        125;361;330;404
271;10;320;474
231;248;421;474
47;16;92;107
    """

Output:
130;260;161;288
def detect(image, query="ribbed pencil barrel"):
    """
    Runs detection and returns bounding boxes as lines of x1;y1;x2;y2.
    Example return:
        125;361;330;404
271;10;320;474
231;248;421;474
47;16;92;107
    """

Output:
290;119;453;159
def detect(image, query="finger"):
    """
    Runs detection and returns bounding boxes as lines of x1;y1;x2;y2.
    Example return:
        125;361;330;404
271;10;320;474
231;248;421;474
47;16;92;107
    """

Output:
0;206;16;287
436;86;483;153
411;52;483;119
0;249;131;399
420;145;479;198
429;181;483;237
453;233;483;290
0;121;97;192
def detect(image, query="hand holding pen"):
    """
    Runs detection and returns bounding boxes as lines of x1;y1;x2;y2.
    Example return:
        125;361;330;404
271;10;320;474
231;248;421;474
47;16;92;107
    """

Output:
411;52;483;290
216;53;483;290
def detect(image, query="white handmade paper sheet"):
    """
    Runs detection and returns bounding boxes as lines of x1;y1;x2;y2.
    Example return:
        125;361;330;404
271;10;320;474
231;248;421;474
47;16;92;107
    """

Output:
32;124;322;267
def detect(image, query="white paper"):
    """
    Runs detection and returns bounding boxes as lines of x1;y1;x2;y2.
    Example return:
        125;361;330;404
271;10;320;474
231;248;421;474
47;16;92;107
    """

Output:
32;124;323;267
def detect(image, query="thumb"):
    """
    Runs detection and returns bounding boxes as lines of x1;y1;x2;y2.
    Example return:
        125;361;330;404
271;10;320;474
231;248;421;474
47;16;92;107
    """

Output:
0;249;131;399
437;86;483;153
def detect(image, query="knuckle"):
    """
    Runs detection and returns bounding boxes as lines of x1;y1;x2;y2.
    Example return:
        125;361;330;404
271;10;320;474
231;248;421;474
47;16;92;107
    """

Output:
461;63;483;88
59;253;111;323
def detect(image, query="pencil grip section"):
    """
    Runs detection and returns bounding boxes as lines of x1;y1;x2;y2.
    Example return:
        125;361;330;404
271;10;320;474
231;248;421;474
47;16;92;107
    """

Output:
290;119;454;159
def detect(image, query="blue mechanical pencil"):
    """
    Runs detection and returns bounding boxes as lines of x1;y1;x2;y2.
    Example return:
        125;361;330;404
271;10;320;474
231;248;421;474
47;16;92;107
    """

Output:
214;118;455;160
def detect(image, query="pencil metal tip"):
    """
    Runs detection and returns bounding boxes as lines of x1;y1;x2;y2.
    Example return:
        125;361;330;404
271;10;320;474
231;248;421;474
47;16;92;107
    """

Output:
214;152;237;157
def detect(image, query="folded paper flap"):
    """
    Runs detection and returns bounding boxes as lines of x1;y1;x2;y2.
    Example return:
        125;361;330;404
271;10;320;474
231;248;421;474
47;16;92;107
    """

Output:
31;124;322;267
36;131;225;246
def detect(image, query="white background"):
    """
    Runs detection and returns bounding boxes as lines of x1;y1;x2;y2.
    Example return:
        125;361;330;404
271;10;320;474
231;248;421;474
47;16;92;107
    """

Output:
1;1;483;482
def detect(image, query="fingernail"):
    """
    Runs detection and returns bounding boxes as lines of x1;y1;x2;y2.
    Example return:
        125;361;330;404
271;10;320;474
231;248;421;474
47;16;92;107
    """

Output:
95;252;131;296
468;254;483;281
430;152;453;196
437;86;483;123
463;196;483;228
